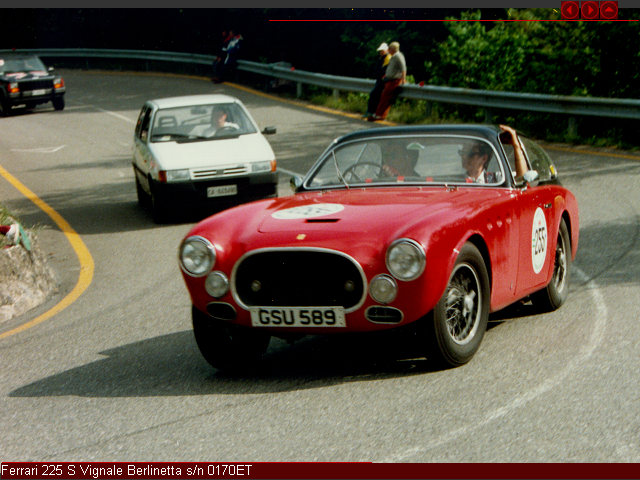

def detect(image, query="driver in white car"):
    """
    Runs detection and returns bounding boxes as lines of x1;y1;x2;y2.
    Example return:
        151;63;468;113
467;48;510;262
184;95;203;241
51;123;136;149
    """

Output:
201;107;239;137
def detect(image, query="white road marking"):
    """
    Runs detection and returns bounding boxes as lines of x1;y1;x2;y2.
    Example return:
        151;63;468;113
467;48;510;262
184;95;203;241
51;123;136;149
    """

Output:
95;107;136;124
381;266;606;461
11;146;65;153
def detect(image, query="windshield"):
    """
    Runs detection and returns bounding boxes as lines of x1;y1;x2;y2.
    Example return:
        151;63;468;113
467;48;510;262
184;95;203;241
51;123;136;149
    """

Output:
305;135;506;188
0;56;47;74
150;102;257;142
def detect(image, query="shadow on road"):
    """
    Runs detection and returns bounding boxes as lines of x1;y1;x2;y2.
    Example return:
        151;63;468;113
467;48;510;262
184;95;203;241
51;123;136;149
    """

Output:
9;329;445;399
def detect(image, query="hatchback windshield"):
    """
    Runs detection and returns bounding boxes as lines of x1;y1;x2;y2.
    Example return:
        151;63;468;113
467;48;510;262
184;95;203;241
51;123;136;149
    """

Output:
306;135;506;188
150;102;257;142
0;56;47;74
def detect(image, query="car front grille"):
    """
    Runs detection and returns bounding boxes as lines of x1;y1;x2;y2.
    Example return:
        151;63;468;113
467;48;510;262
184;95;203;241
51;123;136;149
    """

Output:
192;165;248;180
19;78;53;92
233;249;366;311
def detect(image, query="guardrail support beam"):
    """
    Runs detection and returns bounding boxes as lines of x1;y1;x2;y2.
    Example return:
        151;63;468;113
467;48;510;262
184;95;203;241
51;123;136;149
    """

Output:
568;116;578;139
296;82;302;99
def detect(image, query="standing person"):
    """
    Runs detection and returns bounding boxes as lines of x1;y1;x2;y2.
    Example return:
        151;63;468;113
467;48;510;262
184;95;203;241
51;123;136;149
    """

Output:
215;30;243;83
363;42;391;119
212;30;233;82
370;41;406;121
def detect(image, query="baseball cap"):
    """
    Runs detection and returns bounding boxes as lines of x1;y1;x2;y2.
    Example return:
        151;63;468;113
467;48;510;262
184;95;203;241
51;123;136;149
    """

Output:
377;43;389;51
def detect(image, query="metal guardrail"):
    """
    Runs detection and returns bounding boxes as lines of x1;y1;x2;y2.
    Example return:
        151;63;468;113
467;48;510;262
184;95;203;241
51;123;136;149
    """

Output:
4;48;640;126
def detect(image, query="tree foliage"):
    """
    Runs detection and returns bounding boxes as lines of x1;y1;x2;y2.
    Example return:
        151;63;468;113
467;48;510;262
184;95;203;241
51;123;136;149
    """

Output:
425;9;640;99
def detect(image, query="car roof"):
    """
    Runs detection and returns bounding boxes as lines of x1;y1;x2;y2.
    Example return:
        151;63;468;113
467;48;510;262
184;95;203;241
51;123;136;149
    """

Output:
147;94;241;110
336;124;503;145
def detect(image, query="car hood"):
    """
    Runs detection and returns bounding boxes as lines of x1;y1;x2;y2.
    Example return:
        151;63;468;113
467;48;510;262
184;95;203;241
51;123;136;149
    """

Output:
0;71;53;81
256;187;511;237
149;133;275;169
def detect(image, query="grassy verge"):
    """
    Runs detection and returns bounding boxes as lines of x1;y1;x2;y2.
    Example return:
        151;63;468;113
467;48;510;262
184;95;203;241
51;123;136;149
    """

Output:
280;83;639;151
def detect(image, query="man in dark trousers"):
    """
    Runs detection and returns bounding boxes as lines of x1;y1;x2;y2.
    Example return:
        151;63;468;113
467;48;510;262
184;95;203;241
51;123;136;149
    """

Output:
370;41;406;121
364;42;391;119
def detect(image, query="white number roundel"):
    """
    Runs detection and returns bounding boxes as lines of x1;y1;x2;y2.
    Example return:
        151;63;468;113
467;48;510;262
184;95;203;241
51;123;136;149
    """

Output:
531;207;548;274
272;203;344;220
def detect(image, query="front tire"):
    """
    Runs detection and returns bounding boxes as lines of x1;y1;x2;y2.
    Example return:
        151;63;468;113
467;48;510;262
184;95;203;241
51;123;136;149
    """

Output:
192;306;270;372
532;219;571;311
424;243;490;368
0;96;11;117
52;97;65;111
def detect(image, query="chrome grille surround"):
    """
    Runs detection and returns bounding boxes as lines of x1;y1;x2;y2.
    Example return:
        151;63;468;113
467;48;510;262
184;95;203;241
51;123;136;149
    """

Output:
231;247;368;313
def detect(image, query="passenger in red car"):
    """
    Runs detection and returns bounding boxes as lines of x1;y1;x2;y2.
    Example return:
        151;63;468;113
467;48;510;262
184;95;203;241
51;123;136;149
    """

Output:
459;141;497;184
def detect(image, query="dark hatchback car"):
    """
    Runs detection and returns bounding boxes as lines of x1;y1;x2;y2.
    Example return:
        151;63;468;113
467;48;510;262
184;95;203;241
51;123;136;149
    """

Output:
0;53;66;116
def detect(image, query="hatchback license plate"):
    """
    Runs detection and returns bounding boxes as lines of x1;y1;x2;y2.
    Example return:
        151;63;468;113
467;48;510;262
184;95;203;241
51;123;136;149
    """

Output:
207;184;237;197
250;307;346;327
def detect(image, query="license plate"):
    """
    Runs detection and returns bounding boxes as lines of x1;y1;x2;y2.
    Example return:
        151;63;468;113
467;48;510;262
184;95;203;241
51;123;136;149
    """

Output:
31;89;46;96
207;184;237;197
250;307;346;327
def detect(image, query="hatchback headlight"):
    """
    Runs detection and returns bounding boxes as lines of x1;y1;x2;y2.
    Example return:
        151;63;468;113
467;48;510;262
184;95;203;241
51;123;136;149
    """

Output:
386;239;426;281
179;236;215;277
251;161;273;173
165;169;190;182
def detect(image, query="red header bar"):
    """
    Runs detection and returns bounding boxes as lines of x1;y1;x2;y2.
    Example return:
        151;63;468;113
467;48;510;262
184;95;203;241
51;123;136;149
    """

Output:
1;462;639;479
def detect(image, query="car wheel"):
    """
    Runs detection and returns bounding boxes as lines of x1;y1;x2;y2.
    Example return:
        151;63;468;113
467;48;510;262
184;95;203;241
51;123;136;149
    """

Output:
135;176;149;207
532;218;571;311
424;243;490;367
52;97;65;111
149;181;167;223
0;96;10;117
192;306;270;372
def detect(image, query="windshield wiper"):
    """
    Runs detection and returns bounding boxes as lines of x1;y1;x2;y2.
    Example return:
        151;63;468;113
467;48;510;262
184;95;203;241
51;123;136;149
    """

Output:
332;151;349;190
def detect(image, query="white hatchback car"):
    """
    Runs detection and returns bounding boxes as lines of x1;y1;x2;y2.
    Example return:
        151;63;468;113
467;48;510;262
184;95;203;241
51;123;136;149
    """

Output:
133;94;277;222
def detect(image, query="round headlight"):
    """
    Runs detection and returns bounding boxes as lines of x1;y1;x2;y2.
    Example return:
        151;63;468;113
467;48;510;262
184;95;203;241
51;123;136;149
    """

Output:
205;271;229;298
386;239;426;281
370;274;398;304
179;236;215;277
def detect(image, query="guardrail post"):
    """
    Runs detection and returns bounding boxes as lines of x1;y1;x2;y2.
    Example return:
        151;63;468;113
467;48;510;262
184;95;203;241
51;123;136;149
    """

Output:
332;88;340;100
296;82;303;99
567;116;578;139
484;108;493;123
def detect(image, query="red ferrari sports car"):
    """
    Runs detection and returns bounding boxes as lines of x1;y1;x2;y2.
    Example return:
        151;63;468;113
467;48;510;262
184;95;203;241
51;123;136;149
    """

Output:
179;125;579;370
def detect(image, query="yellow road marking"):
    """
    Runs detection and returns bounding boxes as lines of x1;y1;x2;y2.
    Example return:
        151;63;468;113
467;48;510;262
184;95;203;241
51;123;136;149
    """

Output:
545;144;640;161
0;164;94;339
1;70;635;340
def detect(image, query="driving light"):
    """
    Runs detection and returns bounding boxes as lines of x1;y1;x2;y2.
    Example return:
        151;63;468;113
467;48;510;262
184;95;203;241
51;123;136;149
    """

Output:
386;239;426;281
369;274;398;304
205;271;229;298
179;236;215;277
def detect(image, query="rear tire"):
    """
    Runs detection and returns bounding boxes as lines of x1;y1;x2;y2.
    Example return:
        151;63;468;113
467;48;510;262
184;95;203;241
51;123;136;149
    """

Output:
532;219;571;311
192;306;270;372
423;243;490;368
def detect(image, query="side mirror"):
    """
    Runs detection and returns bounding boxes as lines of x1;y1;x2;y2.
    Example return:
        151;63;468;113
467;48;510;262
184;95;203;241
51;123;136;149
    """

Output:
262;126;277;135
521;170;540;188
290;175;303;192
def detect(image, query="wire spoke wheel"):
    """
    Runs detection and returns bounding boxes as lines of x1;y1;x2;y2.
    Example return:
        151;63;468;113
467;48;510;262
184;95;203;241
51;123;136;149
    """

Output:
444;264;481;345
424;243;489;367
532;219;571;311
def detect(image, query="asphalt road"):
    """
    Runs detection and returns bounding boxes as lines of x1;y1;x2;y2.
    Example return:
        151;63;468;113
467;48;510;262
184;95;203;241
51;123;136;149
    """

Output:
0;70;639;462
